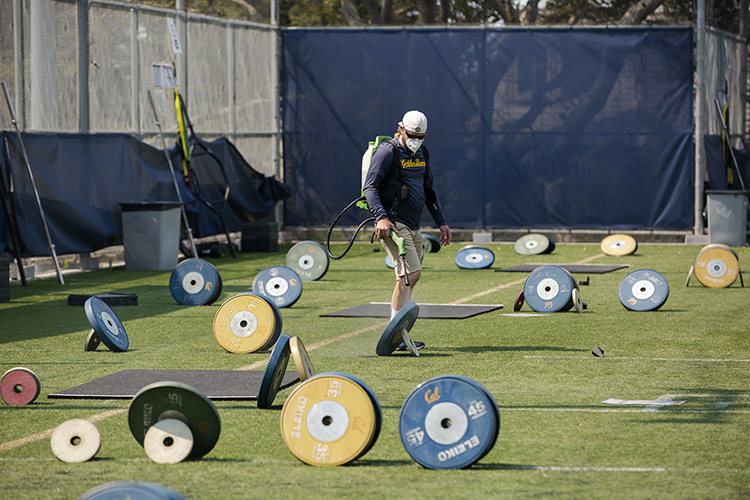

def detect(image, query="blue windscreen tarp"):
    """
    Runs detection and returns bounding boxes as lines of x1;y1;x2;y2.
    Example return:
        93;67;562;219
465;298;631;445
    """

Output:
281;27;694;230
0;133;289;257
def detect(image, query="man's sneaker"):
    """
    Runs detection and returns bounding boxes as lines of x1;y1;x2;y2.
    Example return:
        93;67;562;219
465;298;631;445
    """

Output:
395;340;425;351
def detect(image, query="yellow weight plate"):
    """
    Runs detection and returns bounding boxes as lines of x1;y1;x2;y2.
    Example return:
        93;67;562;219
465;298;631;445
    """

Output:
213;294;277;353
700;243;739;258
280;374;376;466
693;247;740;288
600;234;638;256
289;337;315;382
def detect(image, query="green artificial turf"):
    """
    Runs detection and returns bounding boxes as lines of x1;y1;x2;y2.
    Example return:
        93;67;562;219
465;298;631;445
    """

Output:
0;242;748;499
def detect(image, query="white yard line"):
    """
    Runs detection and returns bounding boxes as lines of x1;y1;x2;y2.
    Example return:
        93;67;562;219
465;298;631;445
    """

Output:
523;356;750;362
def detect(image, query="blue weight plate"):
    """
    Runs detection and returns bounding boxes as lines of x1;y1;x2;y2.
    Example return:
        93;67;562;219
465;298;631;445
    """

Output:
455;246;494;269
399;375;499;470
78;481;186;500
523;265;575;313
169;258;222;306
440;375;500;461
618;269;669;311
376;302;420;356
209;262;223;303
84;297;129;352
252;266;303;308
258;334;293;409
323;371;382;460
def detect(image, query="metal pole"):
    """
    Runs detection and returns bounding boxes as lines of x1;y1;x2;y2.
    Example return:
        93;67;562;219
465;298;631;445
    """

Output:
271;0;283;227
694;0;707;236
176;0;187;102
131;9;140;135
13;0;24;129
148;90;198;259
2;81;65;285
77;0;89;133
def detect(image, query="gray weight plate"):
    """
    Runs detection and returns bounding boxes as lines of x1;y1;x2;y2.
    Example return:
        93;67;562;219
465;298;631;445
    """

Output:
286;241;329;281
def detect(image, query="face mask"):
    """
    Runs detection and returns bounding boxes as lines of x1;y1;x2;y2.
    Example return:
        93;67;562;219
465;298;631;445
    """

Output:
405;137;423;154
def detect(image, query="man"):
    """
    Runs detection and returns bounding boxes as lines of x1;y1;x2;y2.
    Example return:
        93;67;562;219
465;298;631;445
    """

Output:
362;110;451;350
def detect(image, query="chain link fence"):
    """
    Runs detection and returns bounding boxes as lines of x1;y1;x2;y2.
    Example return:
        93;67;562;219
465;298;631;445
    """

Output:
0;0;279;177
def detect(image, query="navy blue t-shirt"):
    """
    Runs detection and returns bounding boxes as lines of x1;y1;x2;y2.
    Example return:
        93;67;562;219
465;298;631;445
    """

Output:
362;138;447;230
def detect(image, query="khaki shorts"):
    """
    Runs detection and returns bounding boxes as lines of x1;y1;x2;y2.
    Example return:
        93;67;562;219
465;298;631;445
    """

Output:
380;222;422;279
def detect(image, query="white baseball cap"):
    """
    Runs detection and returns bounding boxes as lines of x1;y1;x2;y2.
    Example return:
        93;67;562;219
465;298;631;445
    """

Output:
399;110;427;135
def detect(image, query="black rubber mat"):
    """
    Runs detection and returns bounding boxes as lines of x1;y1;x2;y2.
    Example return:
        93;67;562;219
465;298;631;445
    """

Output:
320;302;502;319
48;369;299;401
495;264;630;274
67;293;138;307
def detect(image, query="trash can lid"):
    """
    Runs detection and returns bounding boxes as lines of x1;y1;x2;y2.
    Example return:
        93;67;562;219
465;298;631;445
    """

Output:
119;202;183;212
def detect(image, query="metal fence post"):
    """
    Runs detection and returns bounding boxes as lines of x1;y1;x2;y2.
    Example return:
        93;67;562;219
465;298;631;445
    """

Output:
695;0;707;236
77;0;89;133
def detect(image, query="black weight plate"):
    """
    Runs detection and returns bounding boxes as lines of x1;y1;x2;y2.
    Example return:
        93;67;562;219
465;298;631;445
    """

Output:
455;246;494;269
376;302;420;356
84;297;129;352
399;375;499;470
257;334;293;409
67;293;138;307
286;241;329;281
422;234;441;254
128;381;221;459
169;258;222;306
523;265;575;313
513;290;524;312
252;266;303;308
618;269;669;311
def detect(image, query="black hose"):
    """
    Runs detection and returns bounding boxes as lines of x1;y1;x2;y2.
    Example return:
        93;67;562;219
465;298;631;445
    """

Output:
325;196;375;260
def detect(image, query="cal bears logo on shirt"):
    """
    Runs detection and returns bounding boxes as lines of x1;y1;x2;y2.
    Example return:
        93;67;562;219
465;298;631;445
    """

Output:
401;158;426;169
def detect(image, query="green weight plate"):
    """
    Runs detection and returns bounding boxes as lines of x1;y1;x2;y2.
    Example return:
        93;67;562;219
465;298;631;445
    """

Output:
286;241;329;281
128;381;221;459
514;234;553;256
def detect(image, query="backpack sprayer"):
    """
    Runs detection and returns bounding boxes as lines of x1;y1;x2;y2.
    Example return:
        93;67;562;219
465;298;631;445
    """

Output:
325;136;411;284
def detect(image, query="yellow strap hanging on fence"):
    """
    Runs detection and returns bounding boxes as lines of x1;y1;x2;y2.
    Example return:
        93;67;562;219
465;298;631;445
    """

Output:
174;89;192;183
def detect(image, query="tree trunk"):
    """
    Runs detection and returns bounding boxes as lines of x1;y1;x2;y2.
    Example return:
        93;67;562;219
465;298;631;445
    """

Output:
362;0;382;24
520;0;540;25
616;0;666;25
340;0;363;26
488;0;520;25
382;0;394;24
